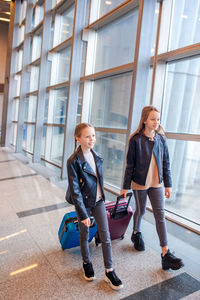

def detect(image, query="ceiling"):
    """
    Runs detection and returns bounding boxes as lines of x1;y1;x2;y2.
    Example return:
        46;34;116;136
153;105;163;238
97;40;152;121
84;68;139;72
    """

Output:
0;0;11;24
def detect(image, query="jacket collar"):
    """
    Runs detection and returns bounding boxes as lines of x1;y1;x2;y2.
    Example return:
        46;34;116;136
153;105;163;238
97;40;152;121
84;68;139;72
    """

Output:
140;131;159;141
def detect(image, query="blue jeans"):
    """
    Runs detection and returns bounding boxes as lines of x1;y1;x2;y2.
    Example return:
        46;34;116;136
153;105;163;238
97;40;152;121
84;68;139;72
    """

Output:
76;200;113;269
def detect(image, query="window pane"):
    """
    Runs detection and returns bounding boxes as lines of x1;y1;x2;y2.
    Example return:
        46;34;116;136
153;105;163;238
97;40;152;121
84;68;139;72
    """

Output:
29;65;39;92
15;49;23;72
10;123;17;146
95;131;126;187
12;100;19;122
30;34;42;62
14;75;21;97
90;73;132;129
49;47;71;85
50;126;64;165
94;9;138;73
162;58;200;134
151;3;160;56
19;1;27;23
17;25;25;46
168;0;200;51
90;0;128;23
32;5;44;28
47;87;67;124
166;139;200;225
76;84;83;124
22;124;35;153
53;5;74;47
24;95;37;122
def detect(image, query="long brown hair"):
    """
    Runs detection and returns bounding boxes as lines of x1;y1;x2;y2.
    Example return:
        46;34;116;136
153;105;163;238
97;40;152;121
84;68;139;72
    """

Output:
131;105;165;138
74;123;94;151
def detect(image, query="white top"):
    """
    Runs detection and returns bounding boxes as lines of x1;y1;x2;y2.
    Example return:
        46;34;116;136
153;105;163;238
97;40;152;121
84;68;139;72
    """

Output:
83;151;102;201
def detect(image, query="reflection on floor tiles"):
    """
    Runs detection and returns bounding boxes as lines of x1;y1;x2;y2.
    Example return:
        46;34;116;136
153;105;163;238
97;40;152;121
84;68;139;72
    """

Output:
0;147;200;300
121;272;200;300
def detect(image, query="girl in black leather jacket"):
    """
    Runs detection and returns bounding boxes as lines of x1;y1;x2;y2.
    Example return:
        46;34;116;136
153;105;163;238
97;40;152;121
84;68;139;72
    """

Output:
66;123;123;290
121;106;184;271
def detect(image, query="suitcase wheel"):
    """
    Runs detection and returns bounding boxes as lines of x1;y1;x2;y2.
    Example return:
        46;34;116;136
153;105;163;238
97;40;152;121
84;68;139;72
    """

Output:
120;234;124;240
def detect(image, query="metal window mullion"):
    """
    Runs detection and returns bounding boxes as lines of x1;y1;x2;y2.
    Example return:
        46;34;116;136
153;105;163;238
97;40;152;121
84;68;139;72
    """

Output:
15;0;33;153
61;0;89;179
2;1;19;147
150;1;163;105
33;0;53;163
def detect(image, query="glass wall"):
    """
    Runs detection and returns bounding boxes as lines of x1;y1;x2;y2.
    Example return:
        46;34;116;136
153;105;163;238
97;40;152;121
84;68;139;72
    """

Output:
5;0;200;230
94;10;138;73
156;0;200;226
166;139;200;225
52;5;74;47
49;47;71;85
168;0;200;51
162;57;200;135
90;0;128;23
43;87;67;166
90;73;132;129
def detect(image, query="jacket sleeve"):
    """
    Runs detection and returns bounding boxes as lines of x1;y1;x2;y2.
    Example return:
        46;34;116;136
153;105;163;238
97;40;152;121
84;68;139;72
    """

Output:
162;137;172;188
123;137;135;189
67;159;89;221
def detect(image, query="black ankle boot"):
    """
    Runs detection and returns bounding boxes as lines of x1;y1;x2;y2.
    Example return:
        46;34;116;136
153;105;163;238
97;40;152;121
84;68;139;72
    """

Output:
162;250;184;270
131;232;145;251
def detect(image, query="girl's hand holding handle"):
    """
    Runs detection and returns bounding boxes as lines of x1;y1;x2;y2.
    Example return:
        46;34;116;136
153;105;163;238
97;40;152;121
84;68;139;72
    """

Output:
81;217;91;227
165;187;172;199
120;189;128;198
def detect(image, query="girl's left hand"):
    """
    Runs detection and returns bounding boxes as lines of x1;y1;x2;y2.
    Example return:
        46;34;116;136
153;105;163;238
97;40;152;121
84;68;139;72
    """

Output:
165;187;172;199
81;218;91;227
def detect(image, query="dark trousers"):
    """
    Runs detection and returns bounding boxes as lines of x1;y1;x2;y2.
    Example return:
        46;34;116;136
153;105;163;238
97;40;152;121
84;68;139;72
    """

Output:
133;187;168;247
76;200;113;269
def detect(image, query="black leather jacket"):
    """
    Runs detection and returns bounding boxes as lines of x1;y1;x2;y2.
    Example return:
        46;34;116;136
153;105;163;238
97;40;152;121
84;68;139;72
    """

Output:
66;146;105;220
123;132;172;189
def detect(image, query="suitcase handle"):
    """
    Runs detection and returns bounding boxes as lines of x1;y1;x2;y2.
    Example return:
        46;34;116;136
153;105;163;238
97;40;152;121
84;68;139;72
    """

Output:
111;192;132;218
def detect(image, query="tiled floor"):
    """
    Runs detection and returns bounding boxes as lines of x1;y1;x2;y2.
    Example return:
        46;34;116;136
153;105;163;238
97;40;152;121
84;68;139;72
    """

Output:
0;147;200;300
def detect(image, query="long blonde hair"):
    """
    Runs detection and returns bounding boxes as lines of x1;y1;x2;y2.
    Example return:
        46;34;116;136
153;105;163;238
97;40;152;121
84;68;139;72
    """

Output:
131;106;165;138
74;123;94;151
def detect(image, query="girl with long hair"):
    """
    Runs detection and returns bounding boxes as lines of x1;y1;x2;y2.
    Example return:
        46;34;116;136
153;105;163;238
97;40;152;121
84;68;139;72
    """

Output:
121;106;184;270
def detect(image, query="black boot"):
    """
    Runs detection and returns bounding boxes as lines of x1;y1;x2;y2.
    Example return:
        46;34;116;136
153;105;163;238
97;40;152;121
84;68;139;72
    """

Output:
131;232;145;251
162;250;184;270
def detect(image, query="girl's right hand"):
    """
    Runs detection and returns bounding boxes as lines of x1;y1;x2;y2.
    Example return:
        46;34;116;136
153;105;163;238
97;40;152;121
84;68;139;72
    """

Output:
120;189;128;198
81;217;91;227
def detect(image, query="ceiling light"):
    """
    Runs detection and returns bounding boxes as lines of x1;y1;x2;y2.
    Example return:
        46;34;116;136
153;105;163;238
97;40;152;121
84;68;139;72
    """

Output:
0;17;10;22
105;1;112;5
181;15;188;19
155;9;159;14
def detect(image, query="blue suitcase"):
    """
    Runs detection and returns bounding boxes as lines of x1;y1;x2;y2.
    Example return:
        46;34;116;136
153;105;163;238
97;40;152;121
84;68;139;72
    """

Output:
58;211;97;250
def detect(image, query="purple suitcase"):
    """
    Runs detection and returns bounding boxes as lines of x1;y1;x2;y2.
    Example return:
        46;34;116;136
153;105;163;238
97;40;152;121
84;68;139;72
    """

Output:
95;192;133;245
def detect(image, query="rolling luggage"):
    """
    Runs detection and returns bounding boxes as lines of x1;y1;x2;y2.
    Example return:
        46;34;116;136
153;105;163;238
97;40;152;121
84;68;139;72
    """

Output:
95;192;133;245
58;211;97;250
